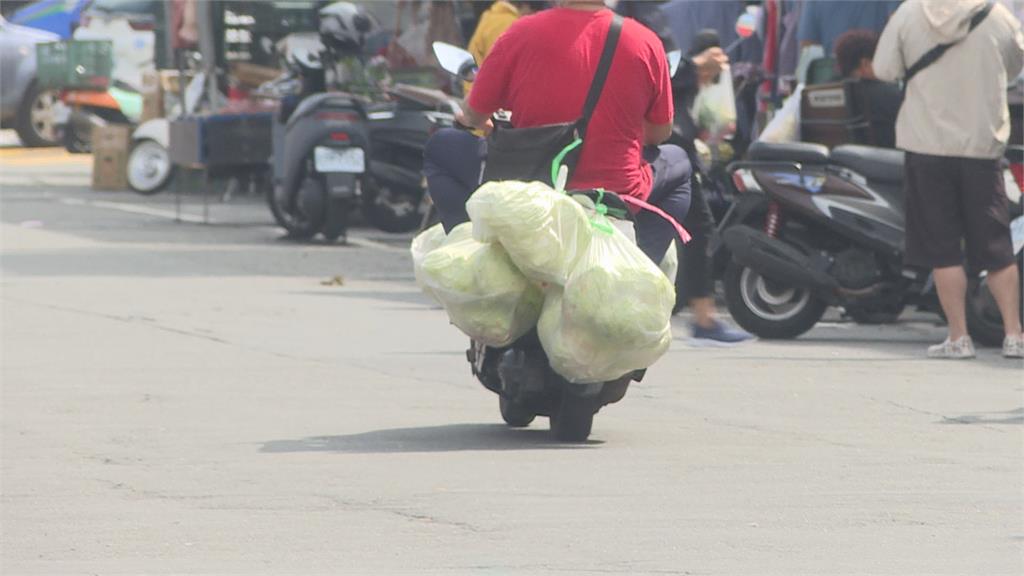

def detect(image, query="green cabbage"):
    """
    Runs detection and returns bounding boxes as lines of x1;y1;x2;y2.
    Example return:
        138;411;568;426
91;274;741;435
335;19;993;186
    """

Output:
420;236;543;347
538;226;675;383
466;180;592;286
411;223;474;302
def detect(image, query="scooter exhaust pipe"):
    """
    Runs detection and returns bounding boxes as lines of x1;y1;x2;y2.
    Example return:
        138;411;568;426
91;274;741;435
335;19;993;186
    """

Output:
722;225;840;303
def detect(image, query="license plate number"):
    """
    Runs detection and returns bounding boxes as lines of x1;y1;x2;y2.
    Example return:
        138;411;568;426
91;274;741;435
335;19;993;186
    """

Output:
314;146;364;173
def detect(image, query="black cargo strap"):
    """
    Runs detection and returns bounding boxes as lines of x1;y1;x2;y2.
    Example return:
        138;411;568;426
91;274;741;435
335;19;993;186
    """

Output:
905;2;994;85
578;14;623;139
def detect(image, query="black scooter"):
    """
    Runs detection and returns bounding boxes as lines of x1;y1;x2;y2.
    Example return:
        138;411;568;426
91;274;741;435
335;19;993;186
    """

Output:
267;26;458;241
717;140;1023;344
429;42;685;441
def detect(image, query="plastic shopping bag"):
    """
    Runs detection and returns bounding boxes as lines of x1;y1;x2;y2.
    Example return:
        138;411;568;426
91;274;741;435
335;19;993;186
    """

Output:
411;223;472;301
537;223;675;383
659;239;678;283
420;235;543;347
691;64;737;138
466;180;592;286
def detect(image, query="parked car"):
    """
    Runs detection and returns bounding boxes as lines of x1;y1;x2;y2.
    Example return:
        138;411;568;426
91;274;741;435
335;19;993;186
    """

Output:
0;16;60;146
9;0;90;39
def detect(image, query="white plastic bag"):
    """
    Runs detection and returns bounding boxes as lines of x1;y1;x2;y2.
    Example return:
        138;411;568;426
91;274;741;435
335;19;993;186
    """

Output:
420;236;543;347
691;64;737;138
659;239;678;283
466;180;592;286
537;223;675;383
758;84;803;143
411;223;472;301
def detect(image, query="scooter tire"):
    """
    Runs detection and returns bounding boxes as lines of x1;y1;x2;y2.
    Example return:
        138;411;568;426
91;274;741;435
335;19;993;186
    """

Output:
266;180;323;240
549;394;594;442
499;396;535;428
966;261;1023;348
723;261;827;340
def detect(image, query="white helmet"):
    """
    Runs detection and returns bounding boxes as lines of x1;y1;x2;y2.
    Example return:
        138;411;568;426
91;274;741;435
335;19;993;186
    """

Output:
318;2;378;55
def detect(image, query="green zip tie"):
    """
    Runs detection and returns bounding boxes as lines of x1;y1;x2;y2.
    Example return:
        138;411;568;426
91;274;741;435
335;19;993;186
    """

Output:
590;188;614;235
550;138;583;187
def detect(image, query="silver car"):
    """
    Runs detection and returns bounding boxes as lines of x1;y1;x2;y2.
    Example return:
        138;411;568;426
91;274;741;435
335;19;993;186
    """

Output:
0;16;60;146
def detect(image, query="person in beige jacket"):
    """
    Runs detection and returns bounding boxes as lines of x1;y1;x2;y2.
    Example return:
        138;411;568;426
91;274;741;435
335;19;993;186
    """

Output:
873;0;1024;359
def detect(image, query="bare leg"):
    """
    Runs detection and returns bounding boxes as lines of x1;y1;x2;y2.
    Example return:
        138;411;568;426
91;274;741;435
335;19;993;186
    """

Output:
691;296;717;329
935;266;969;340
986;263;1023;337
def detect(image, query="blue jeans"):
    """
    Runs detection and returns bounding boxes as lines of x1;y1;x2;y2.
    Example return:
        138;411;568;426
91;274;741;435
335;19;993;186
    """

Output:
423;128;691;263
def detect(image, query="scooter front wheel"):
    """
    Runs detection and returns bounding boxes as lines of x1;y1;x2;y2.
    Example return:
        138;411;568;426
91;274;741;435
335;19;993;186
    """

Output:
499;396;535;428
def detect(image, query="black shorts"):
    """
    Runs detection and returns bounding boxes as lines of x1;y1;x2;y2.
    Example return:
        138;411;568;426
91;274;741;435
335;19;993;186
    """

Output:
904;152;1014;274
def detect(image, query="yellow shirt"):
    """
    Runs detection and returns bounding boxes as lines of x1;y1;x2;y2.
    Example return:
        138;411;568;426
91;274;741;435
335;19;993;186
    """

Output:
468;1;521;65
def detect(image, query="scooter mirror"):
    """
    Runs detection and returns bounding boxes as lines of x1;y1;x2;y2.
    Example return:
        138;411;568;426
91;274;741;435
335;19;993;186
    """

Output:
735;7;759;39
667;50;682;78
433;42;477;80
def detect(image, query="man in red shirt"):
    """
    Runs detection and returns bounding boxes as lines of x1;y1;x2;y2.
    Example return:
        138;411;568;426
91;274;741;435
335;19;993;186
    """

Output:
424;0;691;265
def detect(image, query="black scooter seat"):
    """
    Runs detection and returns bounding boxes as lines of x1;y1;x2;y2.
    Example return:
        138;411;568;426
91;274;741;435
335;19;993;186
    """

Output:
747;141;830;164
831;145;905;183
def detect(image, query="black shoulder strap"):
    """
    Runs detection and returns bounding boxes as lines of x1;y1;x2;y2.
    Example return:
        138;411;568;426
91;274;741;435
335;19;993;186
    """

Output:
905;2;994;85
578;14;624;138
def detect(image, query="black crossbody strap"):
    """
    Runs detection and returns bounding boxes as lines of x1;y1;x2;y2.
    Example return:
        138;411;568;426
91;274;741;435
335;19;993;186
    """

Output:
578;14;624;138
905;2;994;85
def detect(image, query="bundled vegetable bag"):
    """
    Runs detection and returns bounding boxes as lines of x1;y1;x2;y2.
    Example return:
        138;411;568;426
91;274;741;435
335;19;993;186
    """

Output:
411;222;472;301
538;220;675;383
466;180;592;286
419;235;543;347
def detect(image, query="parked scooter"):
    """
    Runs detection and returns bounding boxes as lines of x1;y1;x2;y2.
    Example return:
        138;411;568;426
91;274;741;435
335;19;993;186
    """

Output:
716;140;1023;344
54;83;141;153
430;41;684;441
267;4;458;241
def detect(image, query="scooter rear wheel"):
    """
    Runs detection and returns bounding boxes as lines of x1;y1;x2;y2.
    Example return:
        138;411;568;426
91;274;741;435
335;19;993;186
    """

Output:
549;394;594;442
723;261;827;339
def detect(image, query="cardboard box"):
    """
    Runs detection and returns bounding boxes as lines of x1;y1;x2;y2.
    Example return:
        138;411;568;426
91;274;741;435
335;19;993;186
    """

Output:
91;149;128;190
139;70;164;122
140;90;164;123
91;124;131;153
91;125;131;190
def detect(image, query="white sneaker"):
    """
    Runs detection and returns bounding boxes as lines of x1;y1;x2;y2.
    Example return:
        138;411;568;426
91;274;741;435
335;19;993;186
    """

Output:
927;336;976;359
1003;335;1024;359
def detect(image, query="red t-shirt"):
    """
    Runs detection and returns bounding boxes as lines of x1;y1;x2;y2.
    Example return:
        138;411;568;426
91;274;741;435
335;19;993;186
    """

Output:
468;8;674;200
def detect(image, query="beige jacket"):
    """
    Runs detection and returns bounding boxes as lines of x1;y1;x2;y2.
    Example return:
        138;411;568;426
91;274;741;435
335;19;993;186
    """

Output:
873;0;1024;158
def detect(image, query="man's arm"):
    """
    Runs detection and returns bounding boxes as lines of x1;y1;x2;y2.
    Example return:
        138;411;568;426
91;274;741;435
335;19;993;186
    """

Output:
644;121;673;145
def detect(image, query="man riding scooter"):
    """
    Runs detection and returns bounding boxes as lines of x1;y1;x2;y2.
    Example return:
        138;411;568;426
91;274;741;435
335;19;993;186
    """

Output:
422;0;691;440
425;0;691;264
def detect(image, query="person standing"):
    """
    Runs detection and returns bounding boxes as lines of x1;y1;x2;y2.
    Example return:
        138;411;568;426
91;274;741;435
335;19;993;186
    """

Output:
873;0;1024;359
467;1;546;65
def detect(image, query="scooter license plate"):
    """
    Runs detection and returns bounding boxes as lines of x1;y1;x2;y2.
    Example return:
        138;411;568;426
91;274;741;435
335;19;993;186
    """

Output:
314;146;365;173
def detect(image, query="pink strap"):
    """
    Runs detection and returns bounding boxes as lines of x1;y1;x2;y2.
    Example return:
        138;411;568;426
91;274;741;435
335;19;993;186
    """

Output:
620;195;692;244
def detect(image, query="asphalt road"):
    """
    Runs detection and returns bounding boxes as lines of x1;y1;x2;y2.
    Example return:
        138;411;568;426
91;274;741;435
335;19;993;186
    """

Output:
1;141;1022;575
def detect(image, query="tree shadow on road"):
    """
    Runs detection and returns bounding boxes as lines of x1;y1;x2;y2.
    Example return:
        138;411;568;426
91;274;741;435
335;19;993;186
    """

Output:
260;423;601;455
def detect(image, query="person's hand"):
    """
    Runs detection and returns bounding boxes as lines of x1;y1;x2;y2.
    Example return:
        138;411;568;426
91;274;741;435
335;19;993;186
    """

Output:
693;47;728;85
455;110;493;136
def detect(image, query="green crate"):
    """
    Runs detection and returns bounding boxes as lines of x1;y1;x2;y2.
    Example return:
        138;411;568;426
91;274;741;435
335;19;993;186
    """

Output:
36;40;113;90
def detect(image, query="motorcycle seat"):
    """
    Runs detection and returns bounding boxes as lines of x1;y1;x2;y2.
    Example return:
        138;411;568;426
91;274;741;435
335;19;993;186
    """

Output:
831;145;905;183
747;141;830;165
